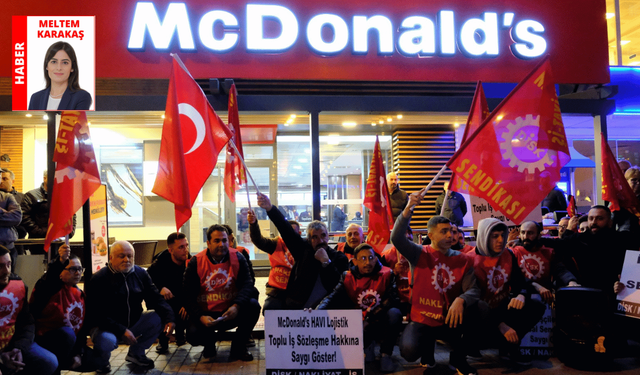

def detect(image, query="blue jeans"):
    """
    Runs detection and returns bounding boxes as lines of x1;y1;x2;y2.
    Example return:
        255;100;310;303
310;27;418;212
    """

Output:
36;326;76;371
91;311;161;368
0;342;58;375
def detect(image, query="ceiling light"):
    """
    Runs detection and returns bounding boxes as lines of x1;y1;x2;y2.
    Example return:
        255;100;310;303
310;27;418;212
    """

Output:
293;165;302;169
606;13;615;19
290;173;298;177
386;117;393;122
454;123;460;128
290;114;297;119
161;114;165;119
342;121;357;127
621;40;630;46
397;114;403;119
629;61;640;66
379;119;384;124
25;114;32;118
371;122;377;126
298;158;308;163
43;115;48;120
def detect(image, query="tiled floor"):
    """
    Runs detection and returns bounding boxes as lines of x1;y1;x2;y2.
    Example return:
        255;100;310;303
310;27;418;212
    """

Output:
61;339;640;375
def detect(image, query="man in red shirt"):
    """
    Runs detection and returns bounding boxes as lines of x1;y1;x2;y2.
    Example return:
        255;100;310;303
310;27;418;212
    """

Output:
391;189;480;375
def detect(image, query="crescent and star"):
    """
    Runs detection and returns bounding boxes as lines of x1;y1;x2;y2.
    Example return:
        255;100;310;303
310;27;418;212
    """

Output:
178;103;205;155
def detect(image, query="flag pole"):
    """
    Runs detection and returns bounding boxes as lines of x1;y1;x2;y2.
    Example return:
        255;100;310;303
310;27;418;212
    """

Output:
440;189;451;216
408;164;447;212
228;139;261;196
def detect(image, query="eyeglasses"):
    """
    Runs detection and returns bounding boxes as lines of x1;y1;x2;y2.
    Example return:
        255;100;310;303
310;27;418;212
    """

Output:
64;267;84;274
558;225;567;230
358;255;375;262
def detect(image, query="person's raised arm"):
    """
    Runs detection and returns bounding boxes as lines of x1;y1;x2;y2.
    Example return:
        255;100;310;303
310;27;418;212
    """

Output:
247;209;279;254
258;192;307;259
391;189;425;267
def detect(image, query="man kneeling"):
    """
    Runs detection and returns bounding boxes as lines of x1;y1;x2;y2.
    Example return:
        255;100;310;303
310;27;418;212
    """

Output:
318;244;402;372
184;225;260;361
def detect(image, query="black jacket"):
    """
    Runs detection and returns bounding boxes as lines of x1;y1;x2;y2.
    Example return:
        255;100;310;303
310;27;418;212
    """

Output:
147;250;189;310
266;205;349;308
389;187;408;222
85;264;174;338
28;87;92;111
317;261;399;323
183;250;257;320
21;184;76;239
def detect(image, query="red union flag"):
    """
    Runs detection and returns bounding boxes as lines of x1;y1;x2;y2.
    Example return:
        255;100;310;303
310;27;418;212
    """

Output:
44;111;101;251
567;195;577;217
363;136;393;254
450;81;489;194
446;57;571;225
224;84;247;202
601;133;640;215
153;55;232;230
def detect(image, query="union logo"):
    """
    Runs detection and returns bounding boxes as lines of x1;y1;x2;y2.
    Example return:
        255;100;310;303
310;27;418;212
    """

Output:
0;291;19;326
357;290;381;312
487;266;509;293
432;264;456;293
498;114;553;174
205;269;232;292
521;254;545;280
65;301;84;331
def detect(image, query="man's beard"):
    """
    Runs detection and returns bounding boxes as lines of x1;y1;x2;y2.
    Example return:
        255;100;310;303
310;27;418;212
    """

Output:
522;238;540;251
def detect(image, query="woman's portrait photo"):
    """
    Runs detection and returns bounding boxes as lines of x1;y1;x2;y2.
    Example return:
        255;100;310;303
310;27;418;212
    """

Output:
28;41;92;111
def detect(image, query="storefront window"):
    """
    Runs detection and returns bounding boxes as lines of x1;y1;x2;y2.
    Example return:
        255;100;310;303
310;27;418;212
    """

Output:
607;0;640;66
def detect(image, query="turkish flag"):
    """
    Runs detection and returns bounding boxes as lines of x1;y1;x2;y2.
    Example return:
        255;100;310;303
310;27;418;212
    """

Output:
223;84;247;203
567;195;577;217
152;55;232;230
363;136;393;254
450;81;489;194
447;57;571;225
601;132;640;216
44;111;101;251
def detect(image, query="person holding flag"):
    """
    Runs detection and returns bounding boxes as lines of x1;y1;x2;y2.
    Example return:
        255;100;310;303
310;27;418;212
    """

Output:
391;190;480;374
223;84;247;204
365;136;393;255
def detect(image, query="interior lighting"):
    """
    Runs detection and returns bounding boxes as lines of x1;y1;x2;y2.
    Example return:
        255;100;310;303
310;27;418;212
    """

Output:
293;165;302;169
161;114;165;119
621;40;630;46
397;114;403;119
342;121;357;127
25;114;32;118
378;119;384;124
454;123;460;128
298;158;308;163
43;115;48;120
290;114;297;119
371;122;377;126
386;117;393;122
606;13;615;19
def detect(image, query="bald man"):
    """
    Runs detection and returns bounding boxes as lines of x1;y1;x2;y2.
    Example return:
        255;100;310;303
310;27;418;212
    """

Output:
86;241;174;373
335;223;365;261
387;172;408;221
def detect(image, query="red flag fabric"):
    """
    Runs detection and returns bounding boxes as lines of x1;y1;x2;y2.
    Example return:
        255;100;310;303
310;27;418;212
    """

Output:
152;55;232;230
567;195;577;217
44;111;101;251
601;133;640;215
223;84;247;203
363;136;393;254
447;57;571;225
450;81;489;194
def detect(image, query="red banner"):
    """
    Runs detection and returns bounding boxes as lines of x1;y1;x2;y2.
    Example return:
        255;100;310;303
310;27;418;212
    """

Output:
567;195;577;217
601;133;640;216
45;111;101;251
446;57;571;225
450;81;489;195
152;55;232;230
363;136;393;254
224;84;247;203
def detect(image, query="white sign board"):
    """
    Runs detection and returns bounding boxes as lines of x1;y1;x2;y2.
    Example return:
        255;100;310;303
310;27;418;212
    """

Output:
470;196;541;228
265;310;364;375
520;295;554;357
615;250;640;320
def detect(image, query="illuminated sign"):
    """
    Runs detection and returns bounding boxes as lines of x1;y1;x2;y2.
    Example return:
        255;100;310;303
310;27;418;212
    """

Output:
128;2;547;59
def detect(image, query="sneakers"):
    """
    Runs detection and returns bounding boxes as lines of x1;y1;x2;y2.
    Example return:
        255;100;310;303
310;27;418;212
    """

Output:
125;353;154;369
156;341;169;354
202;345;217;359
380;355;395;373
449;354;477;375
420;356;436;368
96;364;111;374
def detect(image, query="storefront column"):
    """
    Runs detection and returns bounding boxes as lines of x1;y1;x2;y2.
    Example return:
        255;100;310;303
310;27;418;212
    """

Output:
309;110;321;221
593;114;608;205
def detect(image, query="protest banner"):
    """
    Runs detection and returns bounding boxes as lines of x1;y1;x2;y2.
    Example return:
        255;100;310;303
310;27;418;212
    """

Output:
265;310;364;375
615;250;640;319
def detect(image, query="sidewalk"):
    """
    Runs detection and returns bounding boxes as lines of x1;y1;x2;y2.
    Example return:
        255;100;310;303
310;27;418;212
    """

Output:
61;339;640;375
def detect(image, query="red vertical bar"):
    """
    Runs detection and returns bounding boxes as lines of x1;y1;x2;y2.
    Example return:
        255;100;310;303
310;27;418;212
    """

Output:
12;16;28;111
